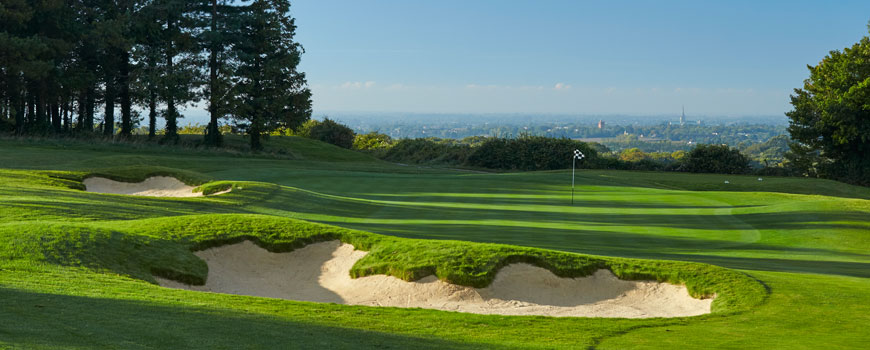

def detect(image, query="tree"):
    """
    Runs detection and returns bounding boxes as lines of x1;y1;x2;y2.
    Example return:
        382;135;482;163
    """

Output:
232;0;311;150
619;148;648;162
152;0;202;143
197;0;241;147
681;144;750;174
302;118;355;149
353;131;393;151
786;25;870;185
131;0;164;139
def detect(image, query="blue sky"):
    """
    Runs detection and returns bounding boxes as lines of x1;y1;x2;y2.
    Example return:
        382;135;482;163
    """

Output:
285;0;870;117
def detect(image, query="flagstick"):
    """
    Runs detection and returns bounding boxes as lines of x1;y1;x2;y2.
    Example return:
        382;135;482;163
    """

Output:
571;156;575;205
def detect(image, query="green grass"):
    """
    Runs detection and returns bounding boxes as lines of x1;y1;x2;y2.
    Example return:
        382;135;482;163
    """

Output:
0;137;868;349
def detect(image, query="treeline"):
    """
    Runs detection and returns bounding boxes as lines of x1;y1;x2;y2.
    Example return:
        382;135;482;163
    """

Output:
299;119;757;174
356;135;757;175
0;0;311;149
351;120;785;150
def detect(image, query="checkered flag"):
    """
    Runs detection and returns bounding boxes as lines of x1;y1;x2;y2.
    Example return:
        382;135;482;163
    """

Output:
570;149;584;205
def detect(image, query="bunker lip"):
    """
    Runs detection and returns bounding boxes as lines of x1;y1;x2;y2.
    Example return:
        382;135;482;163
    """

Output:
156;240;714;318
83;176;231;197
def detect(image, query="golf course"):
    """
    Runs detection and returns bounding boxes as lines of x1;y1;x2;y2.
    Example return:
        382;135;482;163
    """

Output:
1;136;868;349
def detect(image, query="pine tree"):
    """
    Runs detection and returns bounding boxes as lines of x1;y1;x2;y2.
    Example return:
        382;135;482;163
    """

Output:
197;0;241;147
131;0;164;139
232;0;311;150
151;0;202;143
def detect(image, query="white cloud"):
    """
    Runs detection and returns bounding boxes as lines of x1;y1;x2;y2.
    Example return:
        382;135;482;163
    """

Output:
466;84;546;90
340;81;376;89
553;82;572;90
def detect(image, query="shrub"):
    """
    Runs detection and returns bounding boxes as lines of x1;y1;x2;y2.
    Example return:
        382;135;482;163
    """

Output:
680;144;751;174
353;132;393;151
466;136;598;171
300;118;355;149
381;138;471;165
619;148;649;162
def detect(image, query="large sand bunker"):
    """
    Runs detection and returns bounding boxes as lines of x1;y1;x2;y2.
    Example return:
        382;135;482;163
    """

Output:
156;241;713;318
83;176;229;197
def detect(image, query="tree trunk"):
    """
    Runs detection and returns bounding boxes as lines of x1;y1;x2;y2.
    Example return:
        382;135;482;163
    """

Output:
250;115;261;150
51;99;60;133
148;89;157;139
85;85;95;132
119;49;132;136
36;87;47;131
76;91;86;132
104;76;115;136
148;90;157;139
63;97;71;133
205;0;222;147
13;91;25;135
26;88;35;132
164;15;178;143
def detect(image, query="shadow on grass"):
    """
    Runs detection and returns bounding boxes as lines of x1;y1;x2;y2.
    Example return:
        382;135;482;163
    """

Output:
267;188;867;233
355;193;758;210
647;253;870;279
0;184;276;222
0;287;503;350
332;222;870;279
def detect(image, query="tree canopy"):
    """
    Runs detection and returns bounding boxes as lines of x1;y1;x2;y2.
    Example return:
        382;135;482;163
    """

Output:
786;25;870;185
0;0;311;149
680;144;750;175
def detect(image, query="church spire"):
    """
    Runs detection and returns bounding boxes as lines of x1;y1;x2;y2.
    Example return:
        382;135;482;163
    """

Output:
680;105;685;125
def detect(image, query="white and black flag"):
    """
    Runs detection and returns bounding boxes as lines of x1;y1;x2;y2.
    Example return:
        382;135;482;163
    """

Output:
571;149;584;205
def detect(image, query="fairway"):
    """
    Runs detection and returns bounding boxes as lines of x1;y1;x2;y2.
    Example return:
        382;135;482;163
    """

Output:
1;137;869;349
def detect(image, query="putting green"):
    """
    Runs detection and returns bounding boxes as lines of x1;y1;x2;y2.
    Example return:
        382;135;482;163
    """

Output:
0;136;868;349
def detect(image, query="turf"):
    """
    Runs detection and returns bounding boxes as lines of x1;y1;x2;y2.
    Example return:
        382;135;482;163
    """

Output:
0;137;868;349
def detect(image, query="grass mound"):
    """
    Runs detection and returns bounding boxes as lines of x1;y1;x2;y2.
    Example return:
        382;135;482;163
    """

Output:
4;213;765;315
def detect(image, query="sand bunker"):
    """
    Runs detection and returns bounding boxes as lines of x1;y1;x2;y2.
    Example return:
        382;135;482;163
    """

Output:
83;176;230;197
156;241;712;318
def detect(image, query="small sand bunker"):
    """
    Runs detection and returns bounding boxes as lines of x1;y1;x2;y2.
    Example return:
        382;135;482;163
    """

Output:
83;176;230;197
156;241;713;318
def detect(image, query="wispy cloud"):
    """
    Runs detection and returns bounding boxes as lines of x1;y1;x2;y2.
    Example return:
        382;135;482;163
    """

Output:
466;84;546;90
340;81;376;89
553;82;572;90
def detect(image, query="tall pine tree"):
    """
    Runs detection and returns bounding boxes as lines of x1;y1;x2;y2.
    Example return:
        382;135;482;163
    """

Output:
232;0;311;150
152;0;201;143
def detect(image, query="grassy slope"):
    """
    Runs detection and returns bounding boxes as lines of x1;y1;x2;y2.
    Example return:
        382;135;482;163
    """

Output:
0;137;869;349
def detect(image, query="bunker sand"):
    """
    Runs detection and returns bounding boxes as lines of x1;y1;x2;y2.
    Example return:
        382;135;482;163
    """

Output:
157;241;713;318
83;176;230;197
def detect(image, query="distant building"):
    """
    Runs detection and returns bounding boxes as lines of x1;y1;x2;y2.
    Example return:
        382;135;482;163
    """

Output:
598;120;605;129
680;106;685;125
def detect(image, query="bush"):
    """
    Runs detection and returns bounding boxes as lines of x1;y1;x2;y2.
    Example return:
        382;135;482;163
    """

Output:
300;118;355;149
680;144;751;174
466;136;598;171
619;148;649;162
381;138;471;165
353;132;393;151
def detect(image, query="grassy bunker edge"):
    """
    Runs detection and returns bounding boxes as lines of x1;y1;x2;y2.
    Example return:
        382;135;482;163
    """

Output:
17;213;766;316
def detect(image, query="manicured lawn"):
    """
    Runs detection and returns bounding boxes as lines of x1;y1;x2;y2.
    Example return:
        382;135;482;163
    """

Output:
0;137;868;349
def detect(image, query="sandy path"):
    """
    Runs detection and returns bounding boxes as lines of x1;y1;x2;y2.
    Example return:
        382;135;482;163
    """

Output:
83;176;230;197
156;241;713;318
